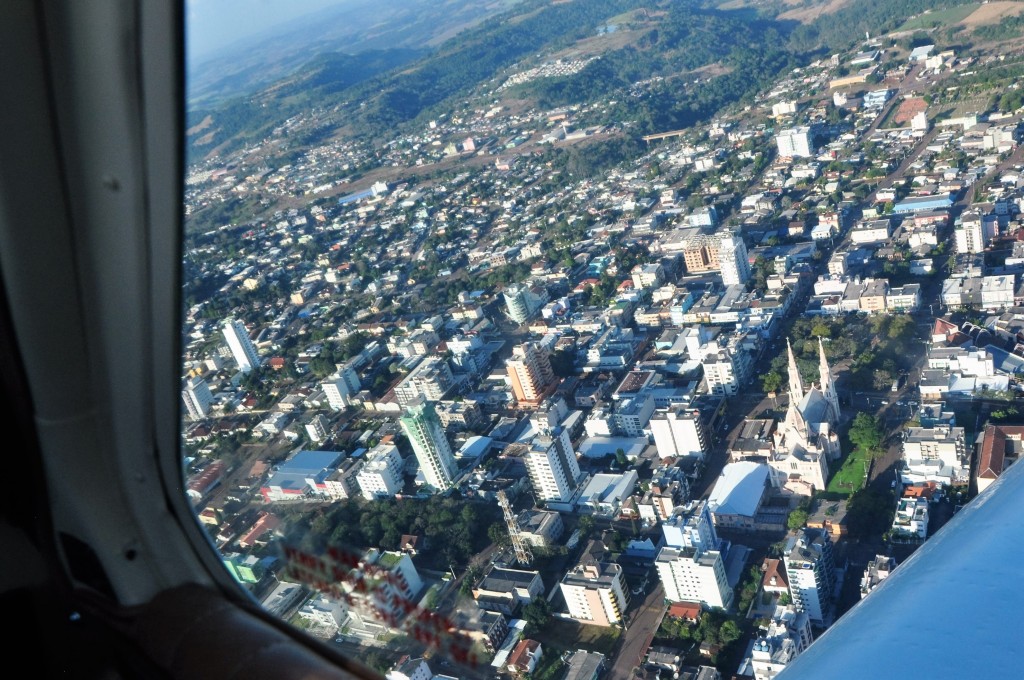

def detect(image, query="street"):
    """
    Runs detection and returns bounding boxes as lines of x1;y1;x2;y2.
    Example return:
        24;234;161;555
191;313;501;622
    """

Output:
607;583;666;680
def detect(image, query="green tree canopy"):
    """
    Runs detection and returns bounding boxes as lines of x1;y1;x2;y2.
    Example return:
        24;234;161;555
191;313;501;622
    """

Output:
849;412;885;460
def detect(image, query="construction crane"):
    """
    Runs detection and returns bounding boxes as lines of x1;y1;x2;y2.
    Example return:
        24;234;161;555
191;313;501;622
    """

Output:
497;490;532;567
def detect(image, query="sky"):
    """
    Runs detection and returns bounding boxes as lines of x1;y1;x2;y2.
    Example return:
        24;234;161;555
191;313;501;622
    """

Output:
186;0;351;64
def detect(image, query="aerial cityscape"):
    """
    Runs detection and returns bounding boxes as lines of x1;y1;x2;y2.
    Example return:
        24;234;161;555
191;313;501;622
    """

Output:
180;1;1024;678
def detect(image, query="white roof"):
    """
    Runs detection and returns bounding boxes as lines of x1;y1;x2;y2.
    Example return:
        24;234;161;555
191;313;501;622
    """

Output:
708;461;769;517
576;471;639;507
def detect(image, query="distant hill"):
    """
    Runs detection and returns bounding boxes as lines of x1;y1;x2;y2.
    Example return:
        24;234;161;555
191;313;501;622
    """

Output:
187;0;524;108
188;0;1010;162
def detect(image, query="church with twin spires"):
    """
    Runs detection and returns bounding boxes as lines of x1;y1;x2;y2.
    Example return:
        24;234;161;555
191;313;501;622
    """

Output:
769;338;842;496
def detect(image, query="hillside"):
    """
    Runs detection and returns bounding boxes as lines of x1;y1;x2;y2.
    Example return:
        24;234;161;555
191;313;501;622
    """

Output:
188;0;1024;163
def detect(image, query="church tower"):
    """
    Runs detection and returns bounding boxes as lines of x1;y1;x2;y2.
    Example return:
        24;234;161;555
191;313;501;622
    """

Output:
818;338;841;426
787;339;804;403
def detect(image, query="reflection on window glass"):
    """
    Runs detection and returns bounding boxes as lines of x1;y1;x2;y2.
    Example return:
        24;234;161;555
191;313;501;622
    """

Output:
181;0;986;676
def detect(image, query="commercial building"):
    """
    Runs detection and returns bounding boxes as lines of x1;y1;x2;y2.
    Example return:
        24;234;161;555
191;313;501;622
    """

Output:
776;127;813;158
260;450;345;502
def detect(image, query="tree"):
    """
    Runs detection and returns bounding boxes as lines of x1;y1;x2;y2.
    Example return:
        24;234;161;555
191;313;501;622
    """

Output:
577;515;595;540
522;598;552;636
615;448;629;468
762;370;783;394
787;508;809;530
719;620;742;646
849;412;885;460
872;368;893;391
488;522;510;549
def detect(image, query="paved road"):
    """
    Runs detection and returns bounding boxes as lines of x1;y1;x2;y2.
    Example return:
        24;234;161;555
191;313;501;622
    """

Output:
607;583;666;680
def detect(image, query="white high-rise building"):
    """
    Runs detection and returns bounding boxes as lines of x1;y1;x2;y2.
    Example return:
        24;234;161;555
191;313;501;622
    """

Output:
718;233;750;286
305;414;329;443
504;283;548;324
322;364;361;410
525;426;582;504
181;376;213;421
954;209;997;254
399;399;456;492
776;126;813;158
356;443;405;500
650;407;709;460
784;528;836;626
654;502;733;609
222;319;260;373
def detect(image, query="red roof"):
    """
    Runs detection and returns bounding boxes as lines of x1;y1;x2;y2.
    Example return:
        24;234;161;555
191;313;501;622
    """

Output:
979;425;1024;480
667;601;702;621
903;482;939;499
507;639;540;672
238;512;281;548
762;558;789;591
187;460;226;495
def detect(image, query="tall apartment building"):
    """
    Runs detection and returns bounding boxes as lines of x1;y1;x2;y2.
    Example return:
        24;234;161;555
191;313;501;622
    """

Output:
682;234;721;273
181;376;214;421
783;528;836;626
322;363;362;410
507;342;557;407
560;546;629;626
718;233;751;286
954;209;997;254
650;407;709;460
525;426;582;504
701;336;755;397
356;442;405;500
654;502;733;609
504;283;549;324
222;318;260;373
305;414;329;443
775;126;813;158
394;356;456;408
399;399;457;492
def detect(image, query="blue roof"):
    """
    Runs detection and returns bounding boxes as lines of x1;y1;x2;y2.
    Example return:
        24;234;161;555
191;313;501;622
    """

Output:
338;188;373;205
280;450;344;475
892;194;953;214
986;345;1024;374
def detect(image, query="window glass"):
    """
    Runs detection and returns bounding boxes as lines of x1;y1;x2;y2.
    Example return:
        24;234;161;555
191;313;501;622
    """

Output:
181;0;979;677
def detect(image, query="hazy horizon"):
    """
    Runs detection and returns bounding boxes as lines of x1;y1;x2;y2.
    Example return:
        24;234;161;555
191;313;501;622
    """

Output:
186;0;354;65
